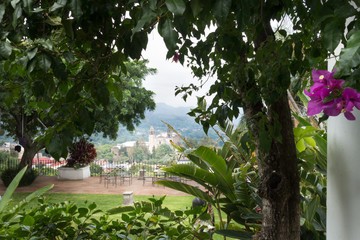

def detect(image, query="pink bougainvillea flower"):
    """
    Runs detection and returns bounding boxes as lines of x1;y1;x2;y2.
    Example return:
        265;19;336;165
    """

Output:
310;68;343;93
304;88;334;116
173;52;179;62
323;98;343;117
304;88;332;116
328;78;345;91
342;88;360;112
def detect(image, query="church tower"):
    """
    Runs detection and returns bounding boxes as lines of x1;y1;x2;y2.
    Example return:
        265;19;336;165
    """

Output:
148;126;156;153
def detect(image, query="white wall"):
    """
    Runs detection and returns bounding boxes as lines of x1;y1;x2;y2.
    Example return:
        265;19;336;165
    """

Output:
327;110;360;240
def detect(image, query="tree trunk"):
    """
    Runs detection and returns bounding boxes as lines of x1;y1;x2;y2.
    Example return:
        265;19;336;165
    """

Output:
254;96;300;240
19;144;39;170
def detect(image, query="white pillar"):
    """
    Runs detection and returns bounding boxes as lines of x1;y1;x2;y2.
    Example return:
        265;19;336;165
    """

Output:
327;110;360;240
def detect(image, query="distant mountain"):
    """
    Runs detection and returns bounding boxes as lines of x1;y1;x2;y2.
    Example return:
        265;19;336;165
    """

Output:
92;102;216;145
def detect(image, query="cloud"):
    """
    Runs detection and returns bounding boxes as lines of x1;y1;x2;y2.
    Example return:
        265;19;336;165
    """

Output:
142;31;212;108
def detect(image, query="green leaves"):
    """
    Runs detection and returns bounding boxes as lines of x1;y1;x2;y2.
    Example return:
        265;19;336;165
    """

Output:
0;4;5;22
212;0;232;24
0;42;12;58
70;0;82;19
49;0;67;12
37;53;52;71
336;30;360;76
323;19;343;52
0;167;27;214
166;0;186;16
159;19;178;52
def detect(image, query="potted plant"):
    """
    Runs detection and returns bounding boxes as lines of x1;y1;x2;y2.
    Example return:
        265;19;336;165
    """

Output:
58;138;97;180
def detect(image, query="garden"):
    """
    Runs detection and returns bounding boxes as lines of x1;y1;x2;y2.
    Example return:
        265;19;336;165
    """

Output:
0;1;360;240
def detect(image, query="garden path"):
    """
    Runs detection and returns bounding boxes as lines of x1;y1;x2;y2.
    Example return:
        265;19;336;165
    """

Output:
0;176;191;196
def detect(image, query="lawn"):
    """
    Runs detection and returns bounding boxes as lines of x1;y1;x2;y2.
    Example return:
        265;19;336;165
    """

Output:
11;192;195;212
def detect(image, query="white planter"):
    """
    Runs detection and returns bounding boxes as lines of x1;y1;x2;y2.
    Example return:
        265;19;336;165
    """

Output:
328;110;360;240
58;165;91;180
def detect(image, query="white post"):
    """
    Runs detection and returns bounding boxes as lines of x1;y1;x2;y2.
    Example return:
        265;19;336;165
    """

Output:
327;110;360;240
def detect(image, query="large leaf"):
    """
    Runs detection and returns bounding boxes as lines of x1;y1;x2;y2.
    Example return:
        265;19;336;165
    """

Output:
70;0;83;19
132;3;156;35
304;195;320;223
337;30;360;75
166;0;186;16
0;42;12;58
156;180;215;204
0;167;27;214
159;19;178;52
323;19;343;52
212;0;232;24
190;146;236;200
0;4;5;22
163;164;224;192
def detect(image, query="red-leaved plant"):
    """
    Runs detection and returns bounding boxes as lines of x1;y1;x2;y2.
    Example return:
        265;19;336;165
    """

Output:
66;139;97;168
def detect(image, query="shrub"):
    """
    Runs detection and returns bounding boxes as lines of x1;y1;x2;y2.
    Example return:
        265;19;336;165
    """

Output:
90;163;103;176
66;138;97;168
0;167;38;187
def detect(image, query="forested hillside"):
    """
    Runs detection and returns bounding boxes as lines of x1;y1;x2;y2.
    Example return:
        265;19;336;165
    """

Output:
91;103;223;145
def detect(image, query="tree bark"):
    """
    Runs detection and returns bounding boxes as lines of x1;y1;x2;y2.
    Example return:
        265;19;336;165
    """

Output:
254;96;300;240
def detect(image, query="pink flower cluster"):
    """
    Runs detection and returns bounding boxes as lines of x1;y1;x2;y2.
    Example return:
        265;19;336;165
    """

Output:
305;69;360;120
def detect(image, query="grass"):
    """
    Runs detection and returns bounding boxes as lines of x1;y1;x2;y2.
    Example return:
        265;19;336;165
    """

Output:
10;193;242;239
11;192;195;212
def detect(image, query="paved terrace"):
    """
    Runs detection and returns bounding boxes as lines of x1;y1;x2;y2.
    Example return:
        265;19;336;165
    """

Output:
0;176;191;196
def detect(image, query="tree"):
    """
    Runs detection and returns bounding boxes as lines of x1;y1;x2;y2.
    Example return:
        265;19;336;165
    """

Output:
2;1;360;239
155;144;174;159
130;1;360;239
0;1;154;168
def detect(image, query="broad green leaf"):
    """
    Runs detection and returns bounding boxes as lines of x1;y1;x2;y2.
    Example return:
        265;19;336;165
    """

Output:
49;0;67;12
337;30;360;75
27;47;38;60
304;195;320;222
70;0;83;19
323;20;343;52
313;134;327;155
156;180;215;204
37;53;52;71
212;0;232;24
293;126;317;139
11;0;20;8
132;4;156;35
0;4;6;22
190;0;203;17
163;164;219;191
159;19;178;52
334;2;357;19
12;3;22;28
22;0;34;13
0;167;27;213
304;137;316;148
78;207;89;218
24;185;54;203
0;42;12;58
166;0;186;16
191;146;236;200
296;139;306;152
23;215;35;226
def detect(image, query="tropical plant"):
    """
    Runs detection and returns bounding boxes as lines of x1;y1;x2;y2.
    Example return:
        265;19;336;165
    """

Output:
66;139;97;168
0;166;53;237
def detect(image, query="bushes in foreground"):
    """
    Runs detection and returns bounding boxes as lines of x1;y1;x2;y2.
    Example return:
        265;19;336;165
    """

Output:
0;168;214;239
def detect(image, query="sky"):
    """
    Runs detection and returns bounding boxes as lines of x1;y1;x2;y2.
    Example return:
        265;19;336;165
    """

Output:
141;31;213;108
